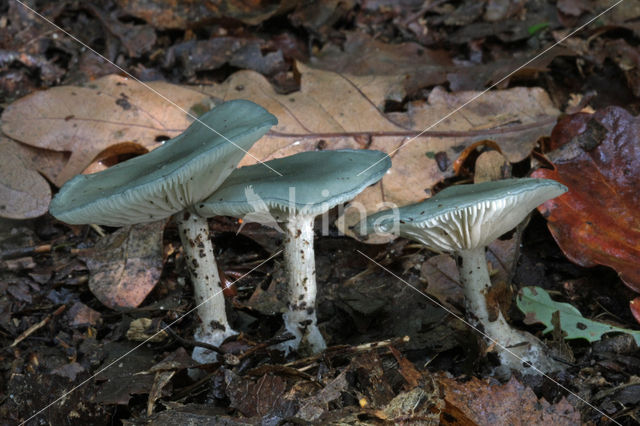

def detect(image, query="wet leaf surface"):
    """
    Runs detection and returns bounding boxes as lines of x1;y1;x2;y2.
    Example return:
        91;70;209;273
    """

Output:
532;107;640;292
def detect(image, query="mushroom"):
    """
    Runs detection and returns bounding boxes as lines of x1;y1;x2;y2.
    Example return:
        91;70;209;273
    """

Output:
356;178;567;373
196;149;391;354
49;100;277;363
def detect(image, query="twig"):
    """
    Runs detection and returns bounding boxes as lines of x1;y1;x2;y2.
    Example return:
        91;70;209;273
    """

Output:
0;244;52;260
161;322;223;355
10;305;66;347
90;224;106;237
284;335;410;368
268;117;557;139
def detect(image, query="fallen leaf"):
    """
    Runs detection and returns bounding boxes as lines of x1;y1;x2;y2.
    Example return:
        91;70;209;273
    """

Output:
115;0;290;28
138;406;258;425
474;150;512;183
77;220;166;309
445;1;560;44
226;370;291;418
557;0;591;17
50;362;85;381
7;280;33;303
138;347;197;374
7;369;107;424
532;107;640;292
95;342;156;405
164;38;286;78
311;31;452;95
437;373;581;425
421;254;464;315
0;136;51;219
631;298;640;324
67;301;102;327
126;318;168;342
289;1;356;40
348;352;395;408
85;3;156;58
147;371;175;415
312;32;563;93
295;370;348;421
517;286;640;346
1;75;212;186
388;345;423;388
382;387;443;425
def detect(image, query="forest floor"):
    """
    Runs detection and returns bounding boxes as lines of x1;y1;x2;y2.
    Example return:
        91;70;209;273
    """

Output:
1;1;640;424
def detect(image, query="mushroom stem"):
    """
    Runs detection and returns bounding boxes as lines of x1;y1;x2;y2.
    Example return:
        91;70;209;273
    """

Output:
280;214;327;354
458;247;560;373
177;212;237;363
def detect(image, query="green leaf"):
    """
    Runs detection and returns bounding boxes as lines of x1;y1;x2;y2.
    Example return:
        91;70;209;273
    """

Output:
527;22;549;36
516;286;640;346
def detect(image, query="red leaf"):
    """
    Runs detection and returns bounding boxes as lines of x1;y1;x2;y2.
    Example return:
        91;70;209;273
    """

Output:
532;107;640;292
630;298;640;324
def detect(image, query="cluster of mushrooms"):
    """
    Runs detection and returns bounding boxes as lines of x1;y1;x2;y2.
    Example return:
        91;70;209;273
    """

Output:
50;100;567;374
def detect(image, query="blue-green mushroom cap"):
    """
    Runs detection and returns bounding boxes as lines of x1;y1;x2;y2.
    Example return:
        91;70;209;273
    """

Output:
195;149;391;220
49;100;277;226
356;178;567;252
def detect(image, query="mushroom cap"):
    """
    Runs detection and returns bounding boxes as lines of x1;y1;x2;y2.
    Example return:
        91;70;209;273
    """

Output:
49;100;277;226
357;178;567;252
195;149;391;219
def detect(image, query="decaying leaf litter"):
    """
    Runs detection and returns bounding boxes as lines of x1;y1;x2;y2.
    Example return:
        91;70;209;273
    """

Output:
2;0;640;424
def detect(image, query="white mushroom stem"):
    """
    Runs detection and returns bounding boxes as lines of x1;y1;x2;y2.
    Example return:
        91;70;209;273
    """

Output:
458;247;560;374
280;214;327;354
177;212;237;363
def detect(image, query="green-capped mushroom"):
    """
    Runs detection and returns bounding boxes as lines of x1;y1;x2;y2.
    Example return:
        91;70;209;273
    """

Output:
50;100;277;363
357;178;567;374
197;149;391;354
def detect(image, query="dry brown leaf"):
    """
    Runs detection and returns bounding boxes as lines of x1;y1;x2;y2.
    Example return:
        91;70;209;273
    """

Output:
421;254;464;315
1;75;212;186
474;150;511;183
437;374;581;425
126;318;168;342
311;32;452;95
0;136;51;219
2;66;557;226
67;301;102;327
116;0;290;28
77;220;166;309
201;62;559;239
147;370;174;416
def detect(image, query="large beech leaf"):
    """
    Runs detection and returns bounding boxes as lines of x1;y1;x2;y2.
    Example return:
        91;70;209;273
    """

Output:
2;66;558;224
0;137;51;219
532;107;640;292
1;75;211;186
517;287;640;346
